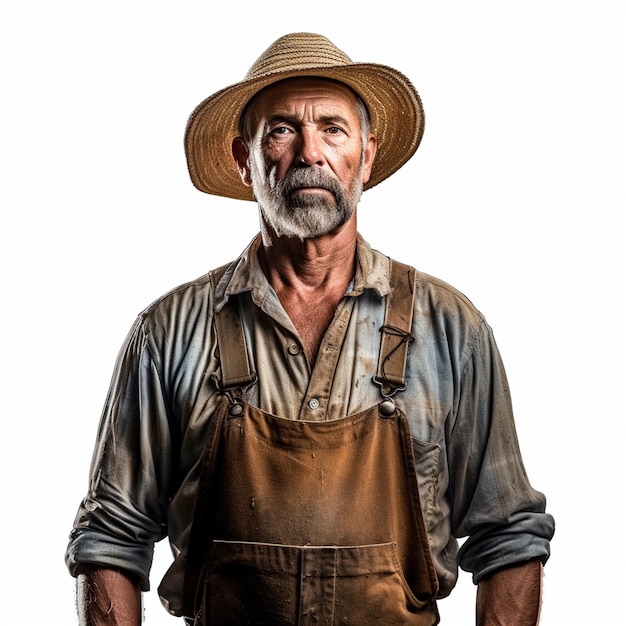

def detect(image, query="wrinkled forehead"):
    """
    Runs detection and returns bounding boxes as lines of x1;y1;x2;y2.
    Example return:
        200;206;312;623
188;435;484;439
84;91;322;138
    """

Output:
239;76;367;133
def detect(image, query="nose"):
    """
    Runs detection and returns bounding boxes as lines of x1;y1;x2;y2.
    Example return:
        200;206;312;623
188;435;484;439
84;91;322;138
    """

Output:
295;128;325;167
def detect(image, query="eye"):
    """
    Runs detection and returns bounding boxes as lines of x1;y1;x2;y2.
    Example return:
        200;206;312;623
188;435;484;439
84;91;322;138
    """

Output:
269;125;291;137
326;126;343;135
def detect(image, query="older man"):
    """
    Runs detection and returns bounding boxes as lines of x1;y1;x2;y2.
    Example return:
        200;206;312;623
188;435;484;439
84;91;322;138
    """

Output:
66;33;554;625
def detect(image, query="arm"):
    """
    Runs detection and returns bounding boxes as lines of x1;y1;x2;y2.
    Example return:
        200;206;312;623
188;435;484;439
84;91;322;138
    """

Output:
447;322;553;606
76;567;141;626
67;318;170;614
476;559;543;626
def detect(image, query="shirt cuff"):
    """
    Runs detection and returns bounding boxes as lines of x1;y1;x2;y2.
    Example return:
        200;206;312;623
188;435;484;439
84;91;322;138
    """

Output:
65;527;154;592
458;511;555;583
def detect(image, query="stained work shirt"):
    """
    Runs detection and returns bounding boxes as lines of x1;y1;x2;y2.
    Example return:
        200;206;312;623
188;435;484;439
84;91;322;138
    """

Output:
65;234;554;606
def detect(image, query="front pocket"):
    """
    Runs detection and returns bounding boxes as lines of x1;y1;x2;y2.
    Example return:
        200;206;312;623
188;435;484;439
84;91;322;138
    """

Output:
201;540;438;625
203;540;301;625
411;438;441;525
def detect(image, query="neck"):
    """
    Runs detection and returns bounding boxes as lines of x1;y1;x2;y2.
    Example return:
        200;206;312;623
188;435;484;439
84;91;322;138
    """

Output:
258;212;358;292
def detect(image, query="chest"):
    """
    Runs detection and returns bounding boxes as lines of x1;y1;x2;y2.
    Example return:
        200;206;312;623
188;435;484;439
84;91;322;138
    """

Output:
277;287;346;366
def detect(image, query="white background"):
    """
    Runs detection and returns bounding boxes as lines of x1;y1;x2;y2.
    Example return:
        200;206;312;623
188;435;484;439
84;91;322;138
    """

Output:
1;1;624;624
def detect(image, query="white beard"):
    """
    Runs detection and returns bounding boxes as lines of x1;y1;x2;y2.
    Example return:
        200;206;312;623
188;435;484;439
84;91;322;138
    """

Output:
252;166;364;240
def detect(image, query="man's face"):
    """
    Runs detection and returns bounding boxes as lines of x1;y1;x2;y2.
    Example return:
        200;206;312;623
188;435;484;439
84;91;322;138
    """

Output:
234;78;376;240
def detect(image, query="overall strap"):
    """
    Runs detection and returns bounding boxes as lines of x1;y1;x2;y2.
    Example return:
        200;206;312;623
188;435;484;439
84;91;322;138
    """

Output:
210;265;256;392
375;260;416;397
176;264;255;618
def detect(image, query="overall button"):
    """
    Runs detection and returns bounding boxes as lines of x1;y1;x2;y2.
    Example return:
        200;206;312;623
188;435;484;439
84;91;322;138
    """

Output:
308;398;320;410
379;399;396;417
288;343;300;356
229;403;244;417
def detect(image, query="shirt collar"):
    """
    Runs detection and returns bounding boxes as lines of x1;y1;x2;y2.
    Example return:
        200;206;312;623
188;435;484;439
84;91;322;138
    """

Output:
214;232;392;312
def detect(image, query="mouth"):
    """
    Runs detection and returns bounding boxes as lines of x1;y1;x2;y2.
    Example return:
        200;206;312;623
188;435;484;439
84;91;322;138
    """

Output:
291;184;335;195
290;186;336;203
293;186;331;193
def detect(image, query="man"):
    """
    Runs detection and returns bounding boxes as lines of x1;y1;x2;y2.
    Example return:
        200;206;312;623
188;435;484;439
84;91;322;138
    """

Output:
66;33;554;625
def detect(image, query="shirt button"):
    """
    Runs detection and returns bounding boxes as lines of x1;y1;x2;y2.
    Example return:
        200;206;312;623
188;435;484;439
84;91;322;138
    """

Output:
308;397;320;410
288;343;300;356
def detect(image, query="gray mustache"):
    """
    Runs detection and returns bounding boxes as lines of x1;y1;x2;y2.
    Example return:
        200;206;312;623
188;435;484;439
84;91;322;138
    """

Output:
278;168;343;197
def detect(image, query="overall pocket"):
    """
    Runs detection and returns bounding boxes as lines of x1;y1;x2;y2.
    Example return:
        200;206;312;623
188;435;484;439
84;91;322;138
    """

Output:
201;540;438;625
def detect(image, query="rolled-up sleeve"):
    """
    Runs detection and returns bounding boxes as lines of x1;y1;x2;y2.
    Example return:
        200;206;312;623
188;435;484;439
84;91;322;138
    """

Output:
448;321;555;583
65;316;172;591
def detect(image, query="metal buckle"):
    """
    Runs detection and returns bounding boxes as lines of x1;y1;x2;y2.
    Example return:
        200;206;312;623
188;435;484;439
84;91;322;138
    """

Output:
371;376;406;399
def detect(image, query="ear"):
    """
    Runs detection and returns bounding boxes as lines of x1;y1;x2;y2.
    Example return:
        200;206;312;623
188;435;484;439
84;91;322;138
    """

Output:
361;134;378;185
232;137;253;187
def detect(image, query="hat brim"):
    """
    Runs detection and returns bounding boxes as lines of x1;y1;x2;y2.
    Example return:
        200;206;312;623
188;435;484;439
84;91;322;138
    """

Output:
184;63;424;201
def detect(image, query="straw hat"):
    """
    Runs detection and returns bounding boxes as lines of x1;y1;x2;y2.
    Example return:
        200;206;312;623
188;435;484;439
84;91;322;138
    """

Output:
185;33;424;200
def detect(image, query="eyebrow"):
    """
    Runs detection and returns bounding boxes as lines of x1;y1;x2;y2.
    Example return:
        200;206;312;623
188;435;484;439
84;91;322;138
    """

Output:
265;113;354;129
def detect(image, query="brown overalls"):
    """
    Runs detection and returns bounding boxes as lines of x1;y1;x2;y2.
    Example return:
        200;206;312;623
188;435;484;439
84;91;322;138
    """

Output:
182;261;440;625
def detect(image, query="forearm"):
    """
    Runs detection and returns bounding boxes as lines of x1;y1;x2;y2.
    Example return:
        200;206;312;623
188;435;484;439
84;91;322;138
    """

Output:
76;567;142;626
476;559;543;626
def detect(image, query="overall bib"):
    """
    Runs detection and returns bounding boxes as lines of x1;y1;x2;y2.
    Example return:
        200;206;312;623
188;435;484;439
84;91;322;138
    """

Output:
184;262;440;625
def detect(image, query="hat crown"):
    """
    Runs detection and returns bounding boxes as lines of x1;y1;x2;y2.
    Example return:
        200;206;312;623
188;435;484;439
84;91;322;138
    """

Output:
245;33;354;80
